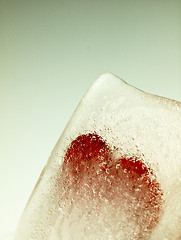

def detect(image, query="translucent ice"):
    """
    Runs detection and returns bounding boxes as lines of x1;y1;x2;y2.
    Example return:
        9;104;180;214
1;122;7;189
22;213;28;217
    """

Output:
14;73;181;240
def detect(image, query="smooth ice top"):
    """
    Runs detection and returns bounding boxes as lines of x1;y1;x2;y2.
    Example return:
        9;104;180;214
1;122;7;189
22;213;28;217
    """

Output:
14;73;181;240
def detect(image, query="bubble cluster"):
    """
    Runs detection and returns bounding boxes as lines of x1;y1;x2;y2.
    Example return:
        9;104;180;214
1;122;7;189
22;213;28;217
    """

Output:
61;132;163;239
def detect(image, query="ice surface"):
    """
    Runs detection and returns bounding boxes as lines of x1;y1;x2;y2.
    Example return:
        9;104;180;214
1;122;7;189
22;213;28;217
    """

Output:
14;73;181;240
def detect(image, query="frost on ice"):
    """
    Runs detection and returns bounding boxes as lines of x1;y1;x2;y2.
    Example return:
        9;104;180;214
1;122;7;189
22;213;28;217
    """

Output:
14;73;181;240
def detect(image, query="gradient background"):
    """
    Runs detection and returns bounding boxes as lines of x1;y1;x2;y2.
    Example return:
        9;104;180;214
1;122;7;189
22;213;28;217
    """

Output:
0;0;181;237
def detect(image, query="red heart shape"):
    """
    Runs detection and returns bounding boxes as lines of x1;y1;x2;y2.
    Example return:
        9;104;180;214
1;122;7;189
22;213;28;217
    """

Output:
62;132;163;238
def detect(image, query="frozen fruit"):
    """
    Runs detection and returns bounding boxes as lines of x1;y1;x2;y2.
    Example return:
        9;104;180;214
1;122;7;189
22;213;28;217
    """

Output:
62;132;163;236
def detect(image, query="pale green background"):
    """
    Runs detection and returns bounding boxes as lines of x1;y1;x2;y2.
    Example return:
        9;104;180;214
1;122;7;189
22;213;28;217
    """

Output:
0;0;181;237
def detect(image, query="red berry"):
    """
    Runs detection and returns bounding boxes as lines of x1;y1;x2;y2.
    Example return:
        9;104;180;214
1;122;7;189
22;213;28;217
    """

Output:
62;132;163;237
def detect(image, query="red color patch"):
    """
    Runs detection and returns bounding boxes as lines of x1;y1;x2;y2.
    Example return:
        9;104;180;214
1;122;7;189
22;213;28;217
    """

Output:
62;132;163;236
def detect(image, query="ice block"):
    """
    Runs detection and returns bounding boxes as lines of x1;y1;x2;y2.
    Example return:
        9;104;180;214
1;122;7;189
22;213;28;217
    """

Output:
14;73;181;240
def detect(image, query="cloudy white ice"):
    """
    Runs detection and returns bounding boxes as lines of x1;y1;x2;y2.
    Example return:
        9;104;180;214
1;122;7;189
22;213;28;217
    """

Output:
14;73;181;240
